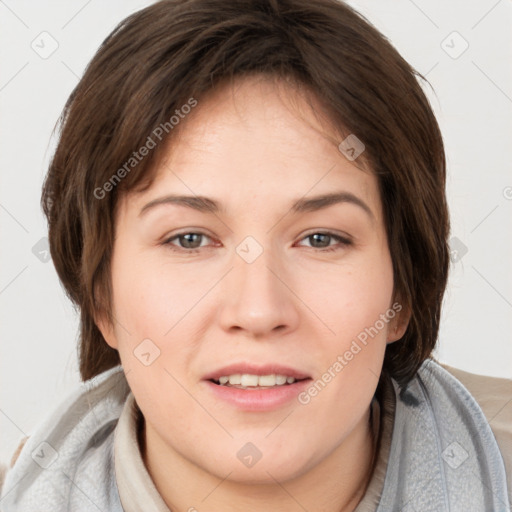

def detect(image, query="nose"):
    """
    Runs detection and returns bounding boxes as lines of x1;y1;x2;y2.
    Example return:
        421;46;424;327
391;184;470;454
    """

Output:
217;242;300;339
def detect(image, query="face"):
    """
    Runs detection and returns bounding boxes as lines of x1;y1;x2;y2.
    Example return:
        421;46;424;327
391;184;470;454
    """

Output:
97;75;407;485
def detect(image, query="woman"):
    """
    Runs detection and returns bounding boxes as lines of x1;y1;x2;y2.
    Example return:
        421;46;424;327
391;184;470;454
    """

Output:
1;0;510;510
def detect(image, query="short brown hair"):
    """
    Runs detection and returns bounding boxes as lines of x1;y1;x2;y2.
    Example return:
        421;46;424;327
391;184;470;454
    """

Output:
41;0;450;389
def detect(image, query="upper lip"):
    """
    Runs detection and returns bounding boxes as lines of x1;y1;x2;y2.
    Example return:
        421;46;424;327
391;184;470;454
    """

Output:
203;363;311;381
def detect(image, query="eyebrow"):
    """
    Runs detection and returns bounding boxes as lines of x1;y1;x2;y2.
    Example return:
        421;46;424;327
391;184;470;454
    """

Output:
139;191;374;220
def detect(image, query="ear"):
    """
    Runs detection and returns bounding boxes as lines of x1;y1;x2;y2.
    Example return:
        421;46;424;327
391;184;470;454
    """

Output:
93;284;119;350
386;301;411;344
94;309;119;350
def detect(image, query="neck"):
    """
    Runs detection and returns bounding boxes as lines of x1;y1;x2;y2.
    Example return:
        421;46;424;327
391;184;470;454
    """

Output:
142;403;378;512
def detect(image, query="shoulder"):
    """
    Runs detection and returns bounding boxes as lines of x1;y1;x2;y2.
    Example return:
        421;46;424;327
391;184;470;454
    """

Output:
0;435;29;495
437;361;512;443
436;360;512;501
0;365;129;506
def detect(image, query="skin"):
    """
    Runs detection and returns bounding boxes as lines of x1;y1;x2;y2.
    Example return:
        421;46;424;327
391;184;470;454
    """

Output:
97;75;409;512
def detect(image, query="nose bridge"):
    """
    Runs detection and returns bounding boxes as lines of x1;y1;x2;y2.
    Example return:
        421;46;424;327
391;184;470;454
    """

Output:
218;234;299;335
234;235;279;291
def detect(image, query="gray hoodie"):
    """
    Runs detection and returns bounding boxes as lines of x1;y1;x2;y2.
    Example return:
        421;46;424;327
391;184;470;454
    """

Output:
0;358;510;511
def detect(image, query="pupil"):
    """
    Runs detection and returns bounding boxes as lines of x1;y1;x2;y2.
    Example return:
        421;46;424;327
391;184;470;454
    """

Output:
181;233;201;248
311;233;329;248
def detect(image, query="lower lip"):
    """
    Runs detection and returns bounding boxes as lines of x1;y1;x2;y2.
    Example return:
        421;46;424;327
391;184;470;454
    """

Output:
203;379;312;412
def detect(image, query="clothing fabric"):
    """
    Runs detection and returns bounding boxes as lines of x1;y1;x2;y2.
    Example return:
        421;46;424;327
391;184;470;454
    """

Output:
438;360;512;508
1;358;510;511
0;367;129;512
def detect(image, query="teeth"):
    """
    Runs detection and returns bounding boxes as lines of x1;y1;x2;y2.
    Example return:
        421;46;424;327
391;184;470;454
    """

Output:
216;373;298;387
276;375;287;385
258;374;277;386
241;374;259;386
228;374;241;385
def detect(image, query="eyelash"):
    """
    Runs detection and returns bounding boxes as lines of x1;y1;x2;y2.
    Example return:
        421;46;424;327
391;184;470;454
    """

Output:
162;231;353;253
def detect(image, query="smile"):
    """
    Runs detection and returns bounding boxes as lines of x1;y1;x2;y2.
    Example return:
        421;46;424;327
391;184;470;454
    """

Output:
211;373;302;388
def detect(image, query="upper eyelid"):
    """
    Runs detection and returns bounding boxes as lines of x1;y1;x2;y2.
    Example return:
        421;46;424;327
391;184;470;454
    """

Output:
296;232;352;249
298;229;352;240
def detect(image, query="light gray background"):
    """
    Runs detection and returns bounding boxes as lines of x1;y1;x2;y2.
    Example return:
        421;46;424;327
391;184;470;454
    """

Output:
1;0;511;464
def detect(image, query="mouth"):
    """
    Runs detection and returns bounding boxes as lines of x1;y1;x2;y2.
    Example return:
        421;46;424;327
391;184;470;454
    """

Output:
209;373;310;390
203;363;311;386
202;363;312;411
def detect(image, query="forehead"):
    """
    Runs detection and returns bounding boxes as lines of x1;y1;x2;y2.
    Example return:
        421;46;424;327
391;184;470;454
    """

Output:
163;75;362;168
119;75;380;223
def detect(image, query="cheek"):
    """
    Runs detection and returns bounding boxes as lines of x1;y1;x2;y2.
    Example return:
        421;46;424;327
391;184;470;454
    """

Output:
307;252;395;343
109;255;199;415
294;260;394;439
111;252;204;339
111;237;395;360
299;251;394;409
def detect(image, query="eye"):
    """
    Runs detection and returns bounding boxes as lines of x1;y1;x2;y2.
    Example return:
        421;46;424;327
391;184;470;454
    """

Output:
296;231;353;252
163;232;214;252
162;230;352;254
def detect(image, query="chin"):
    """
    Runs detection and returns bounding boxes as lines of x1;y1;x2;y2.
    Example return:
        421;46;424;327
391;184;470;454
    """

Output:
199;442;317;485
215;464;310;486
